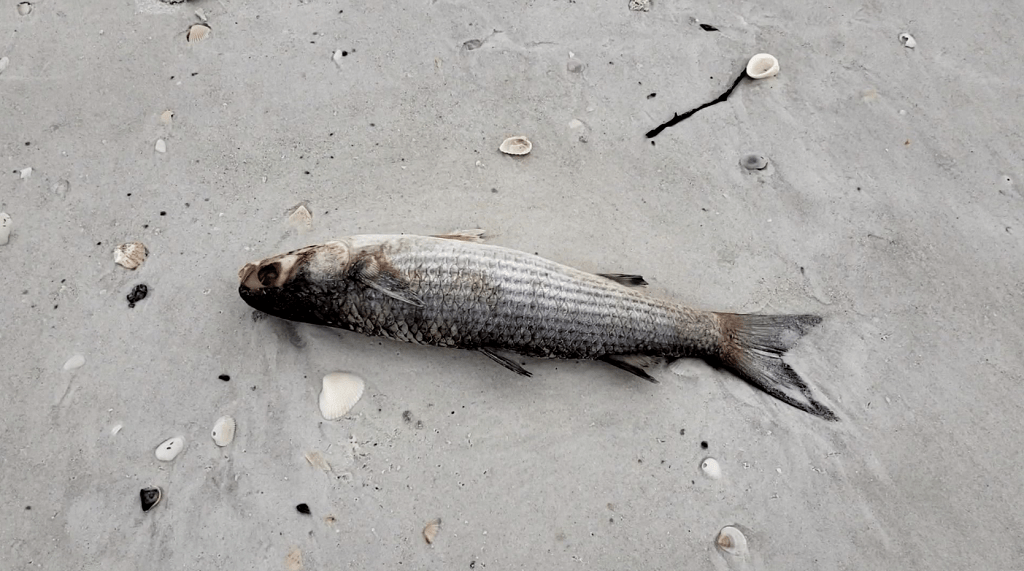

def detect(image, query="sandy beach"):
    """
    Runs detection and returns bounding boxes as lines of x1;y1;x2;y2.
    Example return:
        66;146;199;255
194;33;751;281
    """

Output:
2;0;1022;569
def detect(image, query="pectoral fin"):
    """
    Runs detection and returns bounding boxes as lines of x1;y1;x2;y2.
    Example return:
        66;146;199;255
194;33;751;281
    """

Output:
597;274;648;287
599;355;659;383
350;256;425;307
480;348;532;377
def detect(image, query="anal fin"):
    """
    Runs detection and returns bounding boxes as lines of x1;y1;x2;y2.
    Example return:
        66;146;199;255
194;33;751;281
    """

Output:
480;348;532;377
599;355;659;383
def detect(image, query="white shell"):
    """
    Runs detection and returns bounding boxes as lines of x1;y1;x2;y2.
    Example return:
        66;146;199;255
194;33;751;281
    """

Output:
63;354;85;370
155;138;167;153
0;212;11;246
20;167;32;179
499;136;532;156
899;33;916;49
0;56;9;74
111;423;123;436
115;242;148;270
211;415;236;446
700;457;722;479
423;518;441;544
187;24;211;43
715;526;749;556
17;3;32;16
160;110;174;125
746;53;780;79
318;372;365;420
155;436;185;461
288;205;313;231
333;49;344;65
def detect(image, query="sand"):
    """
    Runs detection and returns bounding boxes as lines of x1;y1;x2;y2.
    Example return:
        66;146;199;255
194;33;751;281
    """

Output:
2;1;1022;569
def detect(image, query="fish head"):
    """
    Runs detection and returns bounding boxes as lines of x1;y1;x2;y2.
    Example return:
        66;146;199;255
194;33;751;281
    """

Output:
237;241;354;324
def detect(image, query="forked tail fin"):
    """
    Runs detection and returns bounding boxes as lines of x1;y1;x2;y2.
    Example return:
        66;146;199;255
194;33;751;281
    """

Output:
715;313;837;421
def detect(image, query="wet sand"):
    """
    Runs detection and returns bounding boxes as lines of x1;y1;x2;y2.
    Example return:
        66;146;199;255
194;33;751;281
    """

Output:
2;1;1022;569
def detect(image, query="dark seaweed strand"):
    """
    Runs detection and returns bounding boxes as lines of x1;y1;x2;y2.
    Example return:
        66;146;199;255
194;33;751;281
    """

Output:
645;68;748;138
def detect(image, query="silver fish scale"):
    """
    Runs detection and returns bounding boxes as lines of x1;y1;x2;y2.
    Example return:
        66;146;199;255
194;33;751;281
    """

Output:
327;237;722;360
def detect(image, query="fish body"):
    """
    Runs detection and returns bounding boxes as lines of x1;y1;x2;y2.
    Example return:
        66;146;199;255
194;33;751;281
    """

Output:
238;233;836;420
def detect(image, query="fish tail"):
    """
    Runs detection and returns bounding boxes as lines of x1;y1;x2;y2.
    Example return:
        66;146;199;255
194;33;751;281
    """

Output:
714;313;837;421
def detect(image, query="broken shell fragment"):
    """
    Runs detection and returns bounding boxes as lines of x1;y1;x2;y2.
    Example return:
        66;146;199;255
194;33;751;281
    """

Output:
211;415;236;446
745;53;780;79
160;110;174;125
63;354;85;370
155;138;167;153
17;3;32;16
899;33;916;49
740;154;769;170
187;23;211;43
700;457;722;479
140;487;162;512
287;205;313;231
423;518;442;544
0;56;9;74
304;451;333;472
499;136;532;156
155;436;185;461
115;242;148;270
318;372;365;420
0;212;11;246
715;526;749;556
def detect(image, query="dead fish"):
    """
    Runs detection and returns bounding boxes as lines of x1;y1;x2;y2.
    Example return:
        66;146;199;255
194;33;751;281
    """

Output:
238;233;836;420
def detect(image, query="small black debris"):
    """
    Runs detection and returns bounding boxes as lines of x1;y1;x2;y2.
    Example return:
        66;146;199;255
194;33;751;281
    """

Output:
127;284;148;308
296;503;311;515
679;428;685;436
647;92;656;99
140;487;162;512
700;440;709;449
218;374;231;382
402;410;413;423
699;24;719;31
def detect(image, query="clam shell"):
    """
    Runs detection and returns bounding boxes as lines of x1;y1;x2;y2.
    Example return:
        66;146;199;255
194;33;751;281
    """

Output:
700;457;722;479
318;372;365;420
155;138;167;153
211;415;236;446
17;3;32;16
155;436;185;461
423;518;442;544
63;354;85;370
115;242;148;270
0;212;11;245
499;136;532;156
745;53;780;79
187;24;211;43
140;487;162;512
715;526;749;556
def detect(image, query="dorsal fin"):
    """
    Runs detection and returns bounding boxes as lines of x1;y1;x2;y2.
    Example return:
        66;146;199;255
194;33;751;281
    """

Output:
432;229;486;243
597;273;648;287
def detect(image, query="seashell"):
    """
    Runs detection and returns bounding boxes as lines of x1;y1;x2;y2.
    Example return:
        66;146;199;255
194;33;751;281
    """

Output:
0;212;11;246
17;3;32;16
899;33;916;49
745;53;779;79
211;415;236;446
20;167;32;179
318;372;365;420
187;23;211;43
155;436;185;461
111;423;123;436
304;451;332;472
115;242;148;270
333;49;344;66
0;56;9;74
140;487;162;512
499;136;532;156
715;526;749;556
160;110;174;125
63;354;85;370
287;205;313;231
740;153;768;170
155;138;167;153
423;518;441;544
700;457;722;479
195;8;208;22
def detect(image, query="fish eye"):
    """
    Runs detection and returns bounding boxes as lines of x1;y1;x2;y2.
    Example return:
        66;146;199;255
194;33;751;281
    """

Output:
257;263;280;286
